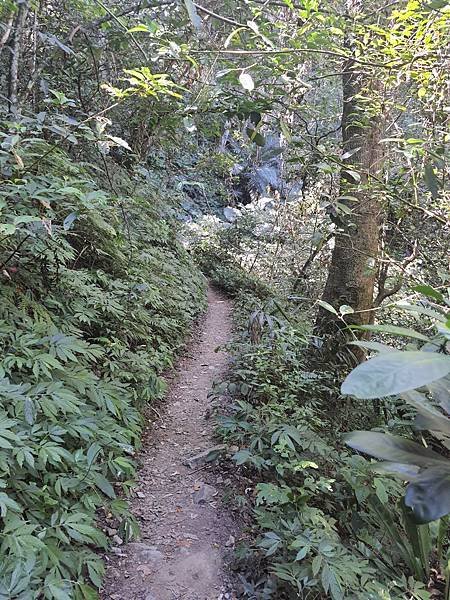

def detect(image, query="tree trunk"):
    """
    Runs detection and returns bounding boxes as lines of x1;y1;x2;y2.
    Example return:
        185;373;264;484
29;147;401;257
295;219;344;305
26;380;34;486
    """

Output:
0;13;14;57
7;1;29;115
315;59;384;361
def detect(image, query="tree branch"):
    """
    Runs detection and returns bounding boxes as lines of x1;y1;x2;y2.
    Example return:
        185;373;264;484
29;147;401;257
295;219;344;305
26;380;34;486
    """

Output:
293;232;334;289
194;4;245;27
374;240;419;307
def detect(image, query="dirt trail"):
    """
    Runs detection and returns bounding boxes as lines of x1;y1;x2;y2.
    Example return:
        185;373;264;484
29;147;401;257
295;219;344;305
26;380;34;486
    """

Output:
102;286;237;600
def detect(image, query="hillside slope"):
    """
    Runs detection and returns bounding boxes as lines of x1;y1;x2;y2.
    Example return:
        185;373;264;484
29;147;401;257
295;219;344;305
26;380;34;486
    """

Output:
0;113;213;597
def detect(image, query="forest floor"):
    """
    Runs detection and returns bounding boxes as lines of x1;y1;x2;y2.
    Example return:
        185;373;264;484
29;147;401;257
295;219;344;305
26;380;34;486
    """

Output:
101;286;239;600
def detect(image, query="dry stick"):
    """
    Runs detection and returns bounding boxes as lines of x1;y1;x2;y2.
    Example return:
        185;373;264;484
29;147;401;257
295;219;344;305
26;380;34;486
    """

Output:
0;235;31;272
188;47;410;69
374;241;419;307
99;153;134;264
390;219;444;276
149;405;162;420
88;0;243;28
82;31;102;94
184;464;211;478
293;232;334;288
92;0;174;27
30;8;38;109
362;0;402;20
194;4;245;27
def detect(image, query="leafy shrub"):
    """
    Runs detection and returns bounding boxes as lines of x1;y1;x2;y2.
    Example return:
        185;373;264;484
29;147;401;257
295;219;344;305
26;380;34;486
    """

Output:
216;295;436;600
343;290;450;524
0;114;206;598
187;215;273;298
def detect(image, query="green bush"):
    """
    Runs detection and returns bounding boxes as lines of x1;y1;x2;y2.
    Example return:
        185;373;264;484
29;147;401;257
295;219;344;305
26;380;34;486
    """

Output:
0;115;206;598
216;296;433;600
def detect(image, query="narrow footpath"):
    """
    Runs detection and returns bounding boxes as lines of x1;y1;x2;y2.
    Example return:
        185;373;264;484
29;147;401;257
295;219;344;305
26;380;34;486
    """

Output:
102;287;237;600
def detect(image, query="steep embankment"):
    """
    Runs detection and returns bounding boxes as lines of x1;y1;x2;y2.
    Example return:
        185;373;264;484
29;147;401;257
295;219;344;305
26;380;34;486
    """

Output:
0;130;208;597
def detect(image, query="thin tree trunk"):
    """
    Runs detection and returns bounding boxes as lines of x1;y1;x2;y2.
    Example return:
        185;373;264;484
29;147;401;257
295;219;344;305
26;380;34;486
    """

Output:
8;1;29;115
0;13;14;56
315;58;384;361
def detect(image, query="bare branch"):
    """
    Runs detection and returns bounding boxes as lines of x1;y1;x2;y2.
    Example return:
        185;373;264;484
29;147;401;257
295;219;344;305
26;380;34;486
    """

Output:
374;240;419;307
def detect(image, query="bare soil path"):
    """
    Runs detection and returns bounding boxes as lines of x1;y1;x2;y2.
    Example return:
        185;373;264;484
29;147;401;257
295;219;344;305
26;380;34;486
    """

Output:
102;286;237;600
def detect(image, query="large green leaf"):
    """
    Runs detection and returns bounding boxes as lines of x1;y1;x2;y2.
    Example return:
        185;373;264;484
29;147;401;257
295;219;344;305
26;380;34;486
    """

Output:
341;351;450;398
405;467;450;523
348;340;395;353
397;302;447;322
402;390;450;435
427;376;450;413
372;461;420;479
354;324;430;342
344;431;446;467
414;284;445;303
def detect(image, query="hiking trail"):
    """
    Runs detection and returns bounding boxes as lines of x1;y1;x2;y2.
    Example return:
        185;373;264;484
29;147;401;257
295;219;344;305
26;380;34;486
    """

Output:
102;286;237;600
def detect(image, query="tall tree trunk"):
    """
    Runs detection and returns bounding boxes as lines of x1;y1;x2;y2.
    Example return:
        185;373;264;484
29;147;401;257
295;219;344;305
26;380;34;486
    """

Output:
7;1;29;115
315;58;384;361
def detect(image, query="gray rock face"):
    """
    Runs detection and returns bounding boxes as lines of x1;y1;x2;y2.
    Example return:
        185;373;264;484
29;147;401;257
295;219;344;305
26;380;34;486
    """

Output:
126;543;164;563
182;445;227;469
192;483;218;505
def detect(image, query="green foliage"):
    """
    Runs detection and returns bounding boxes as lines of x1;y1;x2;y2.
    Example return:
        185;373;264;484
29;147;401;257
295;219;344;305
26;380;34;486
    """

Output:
102;68;183;100
0;113;206;597
215;295;437;599
343;291;450;525
190;217;273;299
0;0;448;597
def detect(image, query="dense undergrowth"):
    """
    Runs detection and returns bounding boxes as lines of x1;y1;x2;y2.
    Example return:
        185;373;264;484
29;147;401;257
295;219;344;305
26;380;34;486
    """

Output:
1;0;448;598
215;296;428;600
0;114;207;598
196;214;449;600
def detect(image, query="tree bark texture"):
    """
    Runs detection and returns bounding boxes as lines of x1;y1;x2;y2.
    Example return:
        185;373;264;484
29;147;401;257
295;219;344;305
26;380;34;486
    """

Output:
0;13;14;57
7;1;29;115
315;60;384;358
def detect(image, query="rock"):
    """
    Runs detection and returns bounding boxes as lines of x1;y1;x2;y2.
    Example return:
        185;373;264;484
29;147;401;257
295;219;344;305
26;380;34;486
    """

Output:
182;445;226;469
192;483;218;505
137;564;154;576
136;491;145;499
126;543;164;563
225;535;235;547
112;534;123;545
